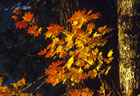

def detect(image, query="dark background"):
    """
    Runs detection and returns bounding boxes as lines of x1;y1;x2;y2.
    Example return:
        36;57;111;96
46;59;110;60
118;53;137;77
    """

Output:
0;0;119;95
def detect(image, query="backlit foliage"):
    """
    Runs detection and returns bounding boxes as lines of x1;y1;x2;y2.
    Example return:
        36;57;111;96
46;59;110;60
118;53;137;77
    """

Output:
12;7;42;37
0;77;40;96
12;7;114;96
38;10;114;87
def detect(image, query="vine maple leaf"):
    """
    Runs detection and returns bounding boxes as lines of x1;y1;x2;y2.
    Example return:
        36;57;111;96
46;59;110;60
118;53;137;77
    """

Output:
68;88;94;96
12;15;19;21
27;25;42;37
15;20;28;29
22;11;34;22
37;48;47;56
45;24;64;38
13;7;21;14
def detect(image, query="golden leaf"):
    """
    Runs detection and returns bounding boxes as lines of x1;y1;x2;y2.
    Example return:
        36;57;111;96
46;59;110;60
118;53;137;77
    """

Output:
98;25;107;32
66;57;74;69
22;11;34;22
107;50;113;57
105;66;111;75
27;25;42;37
12;15;19;20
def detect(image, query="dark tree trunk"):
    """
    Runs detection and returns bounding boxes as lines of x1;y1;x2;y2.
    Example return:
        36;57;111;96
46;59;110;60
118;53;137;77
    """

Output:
118;0;140;95
58;0;79;95
59;0;79;31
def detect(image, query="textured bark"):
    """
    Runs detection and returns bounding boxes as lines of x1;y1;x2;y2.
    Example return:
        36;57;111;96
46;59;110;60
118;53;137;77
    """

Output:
59;0;79;31
118;0;140;95
59;0;79;95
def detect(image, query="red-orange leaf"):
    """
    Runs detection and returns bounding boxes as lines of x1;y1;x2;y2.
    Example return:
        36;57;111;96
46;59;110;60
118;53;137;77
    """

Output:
45;24;64;38
27;25;42;37
12;15;19;21
22;11;34;22
38;49;47;56
13;7;21;14
15;20;28;29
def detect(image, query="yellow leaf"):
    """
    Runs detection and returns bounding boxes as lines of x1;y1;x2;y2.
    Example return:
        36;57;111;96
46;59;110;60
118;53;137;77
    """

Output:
66;57;74;69
78;67;83;73
93;32;100;37
107;50;113;57
98;25;107;32
105;66;111;75
56;45;63;54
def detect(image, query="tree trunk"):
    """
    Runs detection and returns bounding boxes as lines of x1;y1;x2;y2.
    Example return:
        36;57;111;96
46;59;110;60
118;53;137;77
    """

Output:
118;0;140;95
59;0;79;31
59;0;79;95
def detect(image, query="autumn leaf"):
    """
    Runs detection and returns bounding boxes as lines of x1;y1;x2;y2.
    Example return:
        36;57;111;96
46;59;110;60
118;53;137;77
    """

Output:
87;23;95;34
38;48;47;56
13;7;21;14
45;24;64;38
22;11;34;22
15;20;28;29
11;78;25;89
56;45;63;54
12;15;19;20
0;77;3;86
66;57;74;69
45;49;56;58
68;88;94;96
98;25;107;32
105;66;111;75
107;50;113;57
27;25;42;37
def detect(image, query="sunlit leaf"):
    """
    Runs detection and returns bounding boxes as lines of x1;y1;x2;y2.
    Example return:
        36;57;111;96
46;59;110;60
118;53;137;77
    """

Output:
13;7;21;14
15;20;28;29
12;15;19;20
105;66;111;75
66;57;74;69
107;50;113;57
38;49;47;56
45;24;64;38
98;25;107;32
22;11;34;22
27;25;42;37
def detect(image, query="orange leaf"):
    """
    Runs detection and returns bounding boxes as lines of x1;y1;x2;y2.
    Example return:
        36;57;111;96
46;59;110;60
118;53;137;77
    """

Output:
45;24;64;38
12;15;19;20
87;23;95;34
98;25;107;32
38;49;47;56
13;7;21;14
45;50;56;58
22;11;34;22
15;20;28;29
27;25;42;37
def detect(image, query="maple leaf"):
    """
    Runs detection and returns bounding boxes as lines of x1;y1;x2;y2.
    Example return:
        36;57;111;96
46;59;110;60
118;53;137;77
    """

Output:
22;11;34;22
11;78;25;89
45;24;64;38
68;88;94;96
65;57;74;69
98;25;107;32
13;7;21;14
15;20;28;29
12;15;19;21
86;23;95;34
27;25;42;37
105;66;111;75
107;50;113;57
38;49;47;56
45;49;56;58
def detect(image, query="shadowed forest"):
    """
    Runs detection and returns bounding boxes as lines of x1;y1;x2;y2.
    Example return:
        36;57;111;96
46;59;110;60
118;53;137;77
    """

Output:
0;0;140;96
